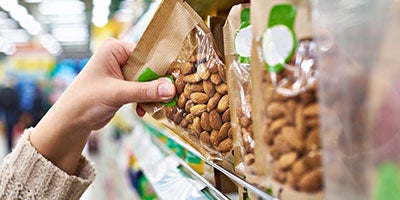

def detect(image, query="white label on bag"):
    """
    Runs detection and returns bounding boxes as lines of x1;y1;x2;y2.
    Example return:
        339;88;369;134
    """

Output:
235;25;252;58
262;25;294;67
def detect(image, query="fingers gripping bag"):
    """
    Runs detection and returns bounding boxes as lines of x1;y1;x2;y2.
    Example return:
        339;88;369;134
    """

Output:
223;4;255;177
251;0;323;199
122;0;234;167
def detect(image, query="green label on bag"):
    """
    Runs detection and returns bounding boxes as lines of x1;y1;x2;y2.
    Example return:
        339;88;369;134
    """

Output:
138;67;177;106
261;4;297;72
373;163;400;200
234;8;252;64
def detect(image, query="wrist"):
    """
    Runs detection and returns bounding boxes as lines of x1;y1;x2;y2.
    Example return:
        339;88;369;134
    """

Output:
30;102;92;175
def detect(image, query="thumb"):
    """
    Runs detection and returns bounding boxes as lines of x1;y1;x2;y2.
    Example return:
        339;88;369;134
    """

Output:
116;77;176;104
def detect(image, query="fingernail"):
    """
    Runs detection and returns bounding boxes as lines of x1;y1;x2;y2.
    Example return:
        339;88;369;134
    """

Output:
158;81;175;99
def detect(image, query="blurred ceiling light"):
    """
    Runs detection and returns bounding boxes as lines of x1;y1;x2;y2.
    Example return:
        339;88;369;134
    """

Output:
43;14;86;24
6;4;42;35
92;16;108;28
25;21;42;35
0;29;31;43
38;0;85;15
9;5;28;21
52;25;89;42
0;0;18;12
0;19;19;29
24;0;45;3
0;37;17;55
0;11;8;19
40;34;63;55
92;0;111;27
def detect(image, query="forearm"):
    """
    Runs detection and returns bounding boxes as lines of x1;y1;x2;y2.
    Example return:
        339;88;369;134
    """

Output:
0;128;95;200
30;97;92;175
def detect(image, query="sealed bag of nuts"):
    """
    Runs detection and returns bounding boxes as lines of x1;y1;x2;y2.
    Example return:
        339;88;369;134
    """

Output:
122;0;234;165
250;0;323;199
223;4;255;177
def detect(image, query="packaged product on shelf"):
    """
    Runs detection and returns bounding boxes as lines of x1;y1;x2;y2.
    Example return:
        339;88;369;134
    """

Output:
251;0;323;199
313;1;400;199
122;0;234;168
222;4;254;177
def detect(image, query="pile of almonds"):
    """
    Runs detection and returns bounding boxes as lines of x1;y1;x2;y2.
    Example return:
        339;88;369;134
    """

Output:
165;51;233;154
264;88;322;192
261;39;322;193
236;87;255;167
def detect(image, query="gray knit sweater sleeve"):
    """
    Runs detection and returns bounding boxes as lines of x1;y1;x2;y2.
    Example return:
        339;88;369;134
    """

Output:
0;128;96;200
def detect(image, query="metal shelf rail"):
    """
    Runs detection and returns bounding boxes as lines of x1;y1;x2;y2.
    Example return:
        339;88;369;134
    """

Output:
142;118;278;200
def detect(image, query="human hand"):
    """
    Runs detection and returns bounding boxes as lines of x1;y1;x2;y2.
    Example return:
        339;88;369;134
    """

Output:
30;38;176;174
55;38;175;130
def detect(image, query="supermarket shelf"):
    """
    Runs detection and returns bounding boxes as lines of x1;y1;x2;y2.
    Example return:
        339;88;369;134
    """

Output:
130;122;230;200
142;117;278;200
151;135;230;200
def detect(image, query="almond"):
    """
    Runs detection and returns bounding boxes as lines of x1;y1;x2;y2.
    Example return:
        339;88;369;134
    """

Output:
296;104;307;138
189;83;204;92
209;110;222;130
217;95;229;113
180;113;194;128
306;117;319;128
189;53;207;63
197;62;210;80
306;129;320;151
190;92;209;104
304;152;321;168
286;171;298;189
286;99;296;124
173;112;183;124
217;63;226;82
207;93;221;112
181;62;194;75
183;84;192;98
209;61;218;74
303;103;319;118
191;117;202;135
215;83;227;95
269;118;287;134
177;93;187;109
301;91;315;106
174;74;185;94
273;134;293;156
203;80;215;97
183;73;202;83
264;129;274;146
282;126;304;150
210;130;219;146
292;158;309;176
165;106;176;118
210;73;222;85
239;116;251;128
222;108;230;123
298;168;322;192
199;131;211;145
278;151;297;170
185;99;195;113
215;138;232;152
190;104;207;116
248;124;254;133
267;102;286;119
272;162;286;183
200;112;212;132
244;154;255;165
217;122;231;144
228;127;233;139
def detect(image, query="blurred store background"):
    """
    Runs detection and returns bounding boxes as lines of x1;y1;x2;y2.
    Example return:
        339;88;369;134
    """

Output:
0;0;156;199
